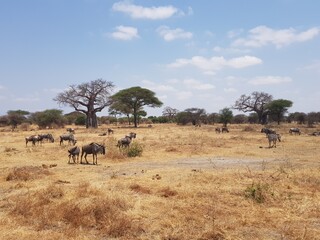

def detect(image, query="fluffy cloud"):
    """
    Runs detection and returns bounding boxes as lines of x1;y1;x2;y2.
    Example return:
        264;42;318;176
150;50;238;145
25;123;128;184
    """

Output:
157;26;193;41
141;80;176;92
248;76;292;85
168;55;262;74
232;25;320;48
112;1;178;20
111;26;139;40
183;79;215;90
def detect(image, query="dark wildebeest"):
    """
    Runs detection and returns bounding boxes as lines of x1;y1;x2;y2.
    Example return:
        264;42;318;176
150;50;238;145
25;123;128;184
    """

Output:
215;127;221;133
107;128;114;135
80;143;105;165
261;128;276;135
289;128;301;135
267;133;281;148
38;133;55;143
221;127;229;133
117;132;137;148
66;128;75;134
25;135;43;146
60;133;77;146
68;146;80;164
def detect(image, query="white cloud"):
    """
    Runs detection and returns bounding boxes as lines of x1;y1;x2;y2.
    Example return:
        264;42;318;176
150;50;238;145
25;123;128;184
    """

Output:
168;55;262;74
157;26;193;41
141;80;176;92
232;25;320;48
224;87;237;93
248;76;292;85
183;79;215;90
112;1;178;20
111;25;139;40
14;97;40;102
176;91;193;100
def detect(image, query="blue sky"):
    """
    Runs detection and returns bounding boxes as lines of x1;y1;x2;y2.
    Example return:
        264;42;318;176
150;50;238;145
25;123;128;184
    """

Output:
1;0;319;117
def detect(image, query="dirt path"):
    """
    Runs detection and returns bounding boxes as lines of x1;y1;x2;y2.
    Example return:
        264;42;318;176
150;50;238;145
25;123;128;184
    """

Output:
98;157;289;177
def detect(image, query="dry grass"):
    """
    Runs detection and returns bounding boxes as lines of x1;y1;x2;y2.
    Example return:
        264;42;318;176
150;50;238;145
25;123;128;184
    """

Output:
0;123;319;239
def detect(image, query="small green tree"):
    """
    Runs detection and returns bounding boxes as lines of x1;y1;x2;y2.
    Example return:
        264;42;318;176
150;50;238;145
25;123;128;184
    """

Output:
267;99;293;125
7;110;29;129
30;109;65;129
109;87;163;127
219;108;233;127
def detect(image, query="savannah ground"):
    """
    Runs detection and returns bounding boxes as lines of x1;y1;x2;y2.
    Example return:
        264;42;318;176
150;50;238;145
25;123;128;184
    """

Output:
0;123;319;240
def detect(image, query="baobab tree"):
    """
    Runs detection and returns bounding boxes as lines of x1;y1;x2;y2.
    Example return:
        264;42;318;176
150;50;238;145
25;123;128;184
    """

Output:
233;91;273;124
54;79;114;128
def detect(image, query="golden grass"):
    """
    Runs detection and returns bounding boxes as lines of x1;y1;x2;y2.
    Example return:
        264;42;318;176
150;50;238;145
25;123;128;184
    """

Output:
0;123;319;239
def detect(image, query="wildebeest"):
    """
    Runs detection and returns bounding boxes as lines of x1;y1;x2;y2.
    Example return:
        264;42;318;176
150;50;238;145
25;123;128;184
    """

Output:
261;128;276;135
66;128;75;134
60;133;77;146
39;133;55;143
289;128;301;135
221;127;229;133
267;133;281;148
117;133;136;148
25;135;43;146
107;128;114;135
215;127;221;133
80;142;105;165
68;146;80;164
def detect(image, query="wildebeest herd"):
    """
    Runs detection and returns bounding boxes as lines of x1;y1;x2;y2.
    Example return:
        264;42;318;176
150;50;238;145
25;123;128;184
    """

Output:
24;126;314;165
25;128;138;165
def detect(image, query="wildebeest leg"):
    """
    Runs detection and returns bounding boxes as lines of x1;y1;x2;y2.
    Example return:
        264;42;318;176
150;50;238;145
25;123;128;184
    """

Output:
84;153;89;164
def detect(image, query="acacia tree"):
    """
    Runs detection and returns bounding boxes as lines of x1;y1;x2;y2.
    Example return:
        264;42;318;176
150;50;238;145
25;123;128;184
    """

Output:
109;86;163;127
219;108;233;127
233;91;273;124
267;99;293;125
54;79;114;128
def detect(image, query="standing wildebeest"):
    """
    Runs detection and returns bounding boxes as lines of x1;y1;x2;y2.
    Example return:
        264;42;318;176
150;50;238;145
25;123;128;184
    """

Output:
117;133;136;148
215;127;221;133
261;128;276;135
68;146;80;164
39;133;55;143
66;128;75;134
25;135;43;146
81;143;105;165
289;128;301;135
107;128;114;135
267;133;281;148
60;133;77;146
221;127;229;133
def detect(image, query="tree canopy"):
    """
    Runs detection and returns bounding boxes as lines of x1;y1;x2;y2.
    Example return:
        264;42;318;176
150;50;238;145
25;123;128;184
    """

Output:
109;86;163;127
267;99;293;124
219;108;233;127
233;91;273;124
54;79;114;128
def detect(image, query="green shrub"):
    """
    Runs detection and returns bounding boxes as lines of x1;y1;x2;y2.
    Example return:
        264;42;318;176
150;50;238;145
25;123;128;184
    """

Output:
127;142;143;157
244;182;269;203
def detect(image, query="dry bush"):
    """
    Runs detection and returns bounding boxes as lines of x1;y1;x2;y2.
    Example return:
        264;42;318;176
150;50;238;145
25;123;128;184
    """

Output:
6;166;51;181
243;126;256;132
129;183;151;194
8;182;138;239
158;187;178;198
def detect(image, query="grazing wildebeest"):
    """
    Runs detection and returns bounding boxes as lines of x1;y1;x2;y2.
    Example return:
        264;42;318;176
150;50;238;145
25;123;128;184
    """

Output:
60;133;77;146
221;127;229;133
66;128;75;134
267;133;281;148
25;135;43;146
68;146;80;164
289;128;301;135
81;143;105;165
215;127;221;133
261;128;276;135
39;133;55;143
